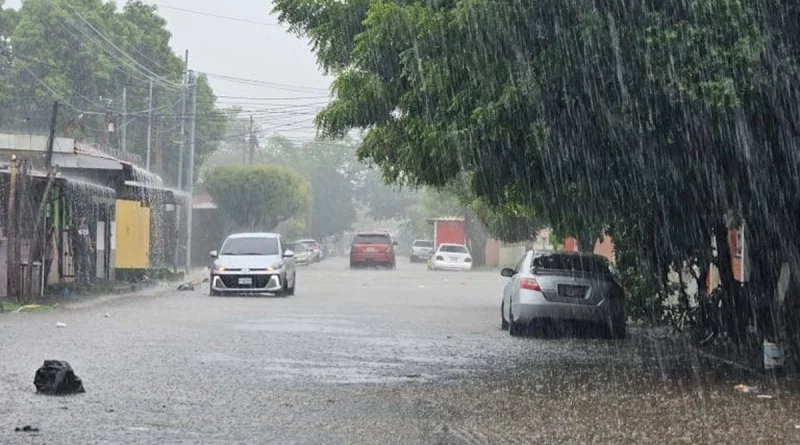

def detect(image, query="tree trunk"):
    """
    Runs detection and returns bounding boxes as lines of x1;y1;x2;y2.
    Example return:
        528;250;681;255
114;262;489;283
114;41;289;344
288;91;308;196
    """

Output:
713;221;736;293
577;232;596;253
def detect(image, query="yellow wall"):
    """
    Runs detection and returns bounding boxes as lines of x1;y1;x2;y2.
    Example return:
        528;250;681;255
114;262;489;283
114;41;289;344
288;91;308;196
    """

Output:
114;199;150;269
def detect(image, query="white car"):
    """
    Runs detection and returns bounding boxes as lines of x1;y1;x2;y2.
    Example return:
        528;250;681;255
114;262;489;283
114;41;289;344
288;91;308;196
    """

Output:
209;233;297;296
296;239;322;262
429;243;473;271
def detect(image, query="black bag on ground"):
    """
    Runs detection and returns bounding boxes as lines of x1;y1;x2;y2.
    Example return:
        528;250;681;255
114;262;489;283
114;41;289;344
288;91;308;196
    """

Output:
34;360;86;395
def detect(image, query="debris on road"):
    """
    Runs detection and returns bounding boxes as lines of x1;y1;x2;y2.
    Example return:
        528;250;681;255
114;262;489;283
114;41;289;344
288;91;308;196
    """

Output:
34;360;86;395
177;282;195;291
56;322;67;328
734;384;757;393
14;425;40;433
756;395;774;399
104;313;111;318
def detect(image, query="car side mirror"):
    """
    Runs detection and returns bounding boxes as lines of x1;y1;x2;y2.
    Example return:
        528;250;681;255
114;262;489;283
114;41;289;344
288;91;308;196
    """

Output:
392;241;398;246
283;249;295;258
209;250;218;258
500;268;515;278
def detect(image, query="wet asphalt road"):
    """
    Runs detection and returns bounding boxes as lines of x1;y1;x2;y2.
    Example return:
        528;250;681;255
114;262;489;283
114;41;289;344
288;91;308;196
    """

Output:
2;257;799;444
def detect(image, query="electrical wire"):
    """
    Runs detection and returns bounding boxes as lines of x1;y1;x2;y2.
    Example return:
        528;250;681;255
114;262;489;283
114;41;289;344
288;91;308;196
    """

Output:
62;1;184;91
141;1;281;27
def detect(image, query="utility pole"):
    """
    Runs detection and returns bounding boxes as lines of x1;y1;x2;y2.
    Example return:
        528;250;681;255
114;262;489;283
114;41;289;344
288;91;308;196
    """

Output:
121;86;127;152
44;101;59;168
185;71;197;274
6;155;19;300
177;50;189;190
146;78;153;169
154;95;163;175
175;49;189;273
248;114;255;164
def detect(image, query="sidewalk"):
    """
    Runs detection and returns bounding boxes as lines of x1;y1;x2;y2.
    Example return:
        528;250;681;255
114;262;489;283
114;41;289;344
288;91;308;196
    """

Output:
1;267;210;313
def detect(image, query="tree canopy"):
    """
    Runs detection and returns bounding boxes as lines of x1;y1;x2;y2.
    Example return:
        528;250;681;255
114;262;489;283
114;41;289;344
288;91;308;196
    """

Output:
273;0;800;340
0;0;226;184
204;164;311;231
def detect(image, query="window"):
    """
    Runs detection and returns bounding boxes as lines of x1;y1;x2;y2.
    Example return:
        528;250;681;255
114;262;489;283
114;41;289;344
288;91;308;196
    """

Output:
532;254;611;275
353;234;391;245
220;237;280;256
413;240;434;248
439;245;468;253
513;253;528;274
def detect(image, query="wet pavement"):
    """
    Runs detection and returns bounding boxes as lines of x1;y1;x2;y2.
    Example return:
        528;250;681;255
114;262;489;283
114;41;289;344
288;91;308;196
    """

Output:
1;258;799;444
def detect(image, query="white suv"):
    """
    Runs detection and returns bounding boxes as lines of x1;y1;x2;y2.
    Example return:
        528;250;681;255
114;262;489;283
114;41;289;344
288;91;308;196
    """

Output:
409;240;435;263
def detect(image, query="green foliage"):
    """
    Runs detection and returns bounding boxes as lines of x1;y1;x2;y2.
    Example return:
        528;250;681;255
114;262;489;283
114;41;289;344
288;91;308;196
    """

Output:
262;137;358;240
274;0;800;331
0;0;226;185
204;164;311;231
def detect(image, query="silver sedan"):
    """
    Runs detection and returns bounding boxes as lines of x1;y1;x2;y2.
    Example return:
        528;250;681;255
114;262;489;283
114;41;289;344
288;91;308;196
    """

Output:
500;251;626;338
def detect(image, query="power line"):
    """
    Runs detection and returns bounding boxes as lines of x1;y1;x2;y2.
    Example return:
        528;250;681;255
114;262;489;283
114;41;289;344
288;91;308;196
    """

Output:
215;94;329;101
142;2;281;27
200;71;329;93
62;1;183;91
55;14;179;92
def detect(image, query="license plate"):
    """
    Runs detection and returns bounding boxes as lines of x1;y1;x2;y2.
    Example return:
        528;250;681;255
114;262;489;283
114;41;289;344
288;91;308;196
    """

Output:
365;247;376;253
558;284;587;298
238;277;253;285
447;257;457;262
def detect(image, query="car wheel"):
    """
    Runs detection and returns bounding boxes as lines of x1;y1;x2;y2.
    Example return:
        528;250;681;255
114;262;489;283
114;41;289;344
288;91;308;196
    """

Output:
508;303;522;337
501;300;509;330
287;274;296;296
608;318;627;340
410;256;416;263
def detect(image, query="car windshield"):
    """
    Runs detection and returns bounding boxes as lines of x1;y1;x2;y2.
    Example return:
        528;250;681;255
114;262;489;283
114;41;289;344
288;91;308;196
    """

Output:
353;234;390;244
439;245;468;253
289;243;306;252
532;254;611;275
220;237;280;256
414;241;434;248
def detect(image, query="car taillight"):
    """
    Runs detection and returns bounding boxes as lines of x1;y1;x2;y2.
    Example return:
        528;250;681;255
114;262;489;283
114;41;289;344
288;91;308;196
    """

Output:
436;255;444;261
464;257;472;263
520;277;541;291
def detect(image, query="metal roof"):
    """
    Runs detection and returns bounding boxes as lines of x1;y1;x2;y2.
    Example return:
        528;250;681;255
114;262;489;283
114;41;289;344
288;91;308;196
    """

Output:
426;216;465;222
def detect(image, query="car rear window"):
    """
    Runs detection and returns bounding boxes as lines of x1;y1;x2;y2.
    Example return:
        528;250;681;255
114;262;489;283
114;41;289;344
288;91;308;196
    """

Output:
439;245;468;253
353;234;391;244
413;241;434;248
532;254;611;275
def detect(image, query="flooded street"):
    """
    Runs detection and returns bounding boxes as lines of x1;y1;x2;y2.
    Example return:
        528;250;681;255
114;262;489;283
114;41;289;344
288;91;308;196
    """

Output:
2;258;799;444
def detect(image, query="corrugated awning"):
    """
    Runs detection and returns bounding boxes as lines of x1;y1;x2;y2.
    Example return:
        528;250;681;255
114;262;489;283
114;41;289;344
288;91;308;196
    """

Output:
123;180;189;205
22;169;117;197
50;152;122;170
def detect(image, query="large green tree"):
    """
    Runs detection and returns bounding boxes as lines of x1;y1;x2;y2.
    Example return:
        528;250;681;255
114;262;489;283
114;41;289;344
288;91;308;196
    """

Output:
205;164;311;231
274;0;800;340
3;0;226;185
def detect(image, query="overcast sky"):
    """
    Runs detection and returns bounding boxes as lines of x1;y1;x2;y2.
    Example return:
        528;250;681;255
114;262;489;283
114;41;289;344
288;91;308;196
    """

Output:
7;0;332;141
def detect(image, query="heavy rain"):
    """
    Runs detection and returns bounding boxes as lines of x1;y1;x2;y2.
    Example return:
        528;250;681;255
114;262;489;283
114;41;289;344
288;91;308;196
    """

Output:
1;0;800;443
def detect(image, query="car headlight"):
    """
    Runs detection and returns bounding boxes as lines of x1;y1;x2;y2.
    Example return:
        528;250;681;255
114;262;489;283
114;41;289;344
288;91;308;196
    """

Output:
266;262;283;271
215;266;225;272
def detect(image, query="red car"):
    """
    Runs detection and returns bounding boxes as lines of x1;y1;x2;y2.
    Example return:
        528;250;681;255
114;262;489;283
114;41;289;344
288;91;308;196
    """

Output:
349;231;397;269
